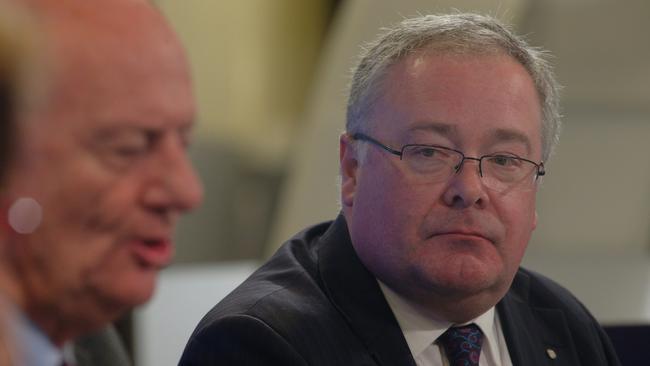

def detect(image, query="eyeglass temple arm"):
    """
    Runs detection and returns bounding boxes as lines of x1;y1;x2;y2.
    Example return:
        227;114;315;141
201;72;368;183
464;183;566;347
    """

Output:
537;162;546;177
351;133;402;156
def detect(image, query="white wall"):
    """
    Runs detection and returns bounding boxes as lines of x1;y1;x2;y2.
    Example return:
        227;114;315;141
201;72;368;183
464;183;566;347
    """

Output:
134;262;257;366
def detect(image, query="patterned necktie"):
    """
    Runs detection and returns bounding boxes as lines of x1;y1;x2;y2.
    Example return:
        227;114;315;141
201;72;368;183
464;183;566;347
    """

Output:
438;324;484;366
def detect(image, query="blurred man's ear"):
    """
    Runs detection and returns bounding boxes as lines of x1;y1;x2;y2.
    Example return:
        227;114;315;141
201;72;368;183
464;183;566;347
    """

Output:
339;133;358;208
0;199;13;255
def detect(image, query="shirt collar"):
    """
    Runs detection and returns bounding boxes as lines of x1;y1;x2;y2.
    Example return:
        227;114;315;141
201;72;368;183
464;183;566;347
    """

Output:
378;280;501;361
2;297;70;366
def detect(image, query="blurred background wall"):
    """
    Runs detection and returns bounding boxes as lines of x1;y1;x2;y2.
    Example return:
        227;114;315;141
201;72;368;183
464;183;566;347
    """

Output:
134;0;650;365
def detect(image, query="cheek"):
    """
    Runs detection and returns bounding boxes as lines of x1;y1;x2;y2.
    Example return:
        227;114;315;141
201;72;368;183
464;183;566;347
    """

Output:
499;192;537;258
83;245;157;307
350;168;442;269
26;172;135;279
55;166;134;228
353;170;428;236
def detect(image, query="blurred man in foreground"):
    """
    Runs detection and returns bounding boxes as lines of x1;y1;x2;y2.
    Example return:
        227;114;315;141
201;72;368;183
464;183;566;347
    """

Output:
0;0;32;362
181;13;620;366
0;0;202;364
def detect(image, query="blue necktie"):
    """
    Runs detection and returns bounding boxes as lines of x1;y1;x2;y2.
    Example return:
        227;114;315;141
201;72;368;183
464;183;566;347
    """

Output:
438;324;484;366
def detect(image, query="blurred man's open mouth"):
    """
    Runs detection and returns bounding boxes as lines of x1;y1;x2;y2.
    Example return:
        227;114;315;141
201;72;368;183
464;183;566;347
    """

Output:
130;238;174;268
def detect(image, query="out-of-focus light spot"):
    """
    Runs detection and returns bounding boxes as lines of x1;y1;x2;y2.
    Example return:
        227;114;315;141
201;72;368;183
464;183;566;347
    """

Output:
8;197;42;234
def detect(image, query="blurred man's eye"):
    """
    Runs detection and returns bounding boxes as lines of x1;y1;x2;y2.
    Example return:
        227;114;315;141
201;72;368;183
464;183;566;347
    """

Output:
113;143;147;157
92;129;153;169
103;142;148;170
112;132;149;154
116;132;150;152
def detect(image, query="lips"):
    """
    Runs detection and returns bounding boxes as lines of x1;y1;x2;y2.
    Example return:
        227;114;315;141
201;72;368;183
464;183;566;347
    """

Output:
129;237;174;268
421;212;503;245
426;223;499;245
434;231;494;244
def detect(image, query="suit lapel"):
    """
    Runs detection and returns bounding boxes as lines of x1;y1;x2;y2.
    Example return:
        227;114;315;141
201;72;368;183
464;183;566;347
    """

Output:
498;270;581;366
318;214;416;366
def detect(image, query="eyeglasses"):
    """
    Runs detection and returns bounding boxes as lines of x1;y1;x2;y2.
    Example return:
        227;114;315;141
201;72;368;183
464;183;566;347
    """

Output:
352;132;545;192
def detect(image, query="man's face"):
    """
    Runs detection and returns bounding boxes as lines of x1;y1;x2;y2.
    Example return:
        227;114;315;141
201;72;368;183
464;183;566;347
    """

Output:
341;52;542;312
3;7;202;334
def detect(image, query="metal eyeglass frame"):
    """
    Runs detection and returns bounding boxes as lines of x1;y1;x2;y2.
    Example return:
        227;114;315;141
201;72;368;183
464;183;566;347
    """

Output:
351;132;545;180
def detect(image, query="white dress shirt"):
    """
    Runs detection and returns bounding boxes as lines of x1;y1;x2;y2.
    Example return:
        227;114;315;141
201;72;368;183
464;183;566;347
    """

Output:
2;296;75;366
378;281;513;366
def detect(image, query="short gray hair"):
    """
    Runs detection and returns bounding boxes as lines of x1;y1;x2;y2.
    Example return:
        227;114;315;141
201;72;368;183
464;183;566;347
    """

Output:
346;13;561;161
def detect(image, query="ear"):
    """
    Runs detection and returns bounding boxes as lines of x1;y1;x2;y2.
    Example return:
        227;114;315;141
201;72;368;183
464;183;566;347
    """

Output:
0;198;14;251
532;210;538;230
340;133;358;208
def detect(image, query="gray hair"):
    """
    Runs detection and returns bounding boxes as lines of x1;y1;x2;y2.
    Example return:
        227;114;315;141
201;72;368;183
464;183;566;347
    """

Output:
346;13;561;161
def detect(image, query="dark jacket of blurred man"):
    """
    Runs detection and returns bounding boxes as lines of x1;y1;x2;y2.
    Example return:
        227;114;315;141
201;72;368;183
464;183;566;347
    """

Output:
180;13;620;366
0;0;203;365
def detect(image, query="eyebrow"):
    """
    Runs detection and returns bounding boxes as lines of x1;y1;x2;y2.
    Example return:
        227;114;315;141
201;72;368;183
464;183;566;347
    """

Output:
406;122;533;154
488;128;532;155
92;126;146;140
406;121;457;137
93;121;194;138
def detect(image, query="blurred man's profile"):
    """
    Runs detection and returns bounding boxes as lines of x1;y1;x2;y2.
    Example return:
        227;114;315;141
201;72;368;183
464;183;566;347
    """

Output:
0;1;40;363
0;0;203;365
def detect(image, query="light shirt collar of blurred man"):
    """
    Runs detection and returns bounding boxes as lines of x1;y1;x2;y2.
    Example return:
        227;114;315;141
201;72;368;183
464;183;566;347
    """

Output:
2;298;74;366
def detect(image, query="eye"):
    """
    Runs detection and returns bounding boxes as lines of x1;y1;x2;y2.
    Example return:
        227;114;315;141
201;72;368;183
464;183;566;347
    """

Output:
488;155;522;167
94;129;157;170
404;145;459;163
114;143;147;157
112;134;150;157
420;148;436;157
410;146;439;158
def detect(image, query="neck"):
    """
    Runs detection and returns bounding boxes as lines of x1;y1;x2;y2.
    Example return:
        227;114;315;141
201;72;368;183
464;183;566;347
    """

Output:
0;262;76;346
426;296;496;324
384;279;506;324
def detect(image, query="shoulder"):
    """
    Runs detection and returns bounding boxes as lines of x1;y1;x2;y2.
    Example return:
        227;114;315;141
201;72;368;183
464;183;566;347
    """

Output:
180;313;309;366
193;219;337;328
507;268;621;365
180;219;352;365
514;267;593;319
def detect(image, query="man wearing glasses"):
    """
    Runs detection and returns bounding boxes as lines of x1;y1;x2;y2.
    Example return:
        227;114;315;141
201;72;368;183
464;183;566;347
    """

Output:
181;13;620;366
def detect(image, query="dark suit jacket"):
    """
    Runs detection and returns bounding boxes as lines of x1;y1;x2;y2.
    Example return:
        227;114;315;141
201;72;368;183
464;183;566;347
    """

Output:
180;215;620;366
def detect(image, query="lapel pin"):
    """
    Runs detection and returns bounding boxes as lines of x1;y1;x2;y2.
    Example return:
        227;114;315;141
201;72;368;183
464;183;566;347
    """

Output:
546;348;557;360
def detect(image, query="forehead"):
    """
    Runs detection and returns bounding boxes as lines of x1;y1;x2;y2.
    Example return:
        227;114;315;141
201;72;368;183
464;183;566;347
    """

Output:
372;52;542;153
36;0;194;132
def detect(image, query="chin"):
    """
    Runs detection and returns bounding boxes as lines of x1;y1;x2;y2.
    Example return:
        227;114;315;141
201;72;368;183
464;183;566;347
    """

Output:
119;271;159;306
92;268;159;315
413;259;503;297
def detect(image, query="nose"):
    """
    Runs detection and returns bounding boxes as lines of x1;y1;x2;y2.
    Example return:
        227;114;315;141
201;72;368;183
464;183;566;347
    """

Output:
442;158;488;209
168;150;204;212
143;138;204;215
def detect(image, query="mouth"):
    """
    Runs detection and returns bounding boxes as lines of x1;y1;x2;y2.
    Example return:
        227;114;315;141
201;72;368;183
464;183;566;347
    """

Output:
129;237;174;268
432;231;494;245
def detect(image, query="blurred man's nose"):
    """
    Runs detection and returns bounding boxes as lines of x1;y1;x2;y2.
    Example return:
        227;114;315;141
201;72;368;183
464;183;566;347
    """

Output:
142;137;203;215
168;151;203;212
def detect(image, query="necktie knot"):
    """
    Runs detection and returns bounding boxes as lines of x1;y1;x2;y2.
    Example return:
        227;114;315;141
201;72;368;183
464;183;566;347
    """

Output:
438;323;483;366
